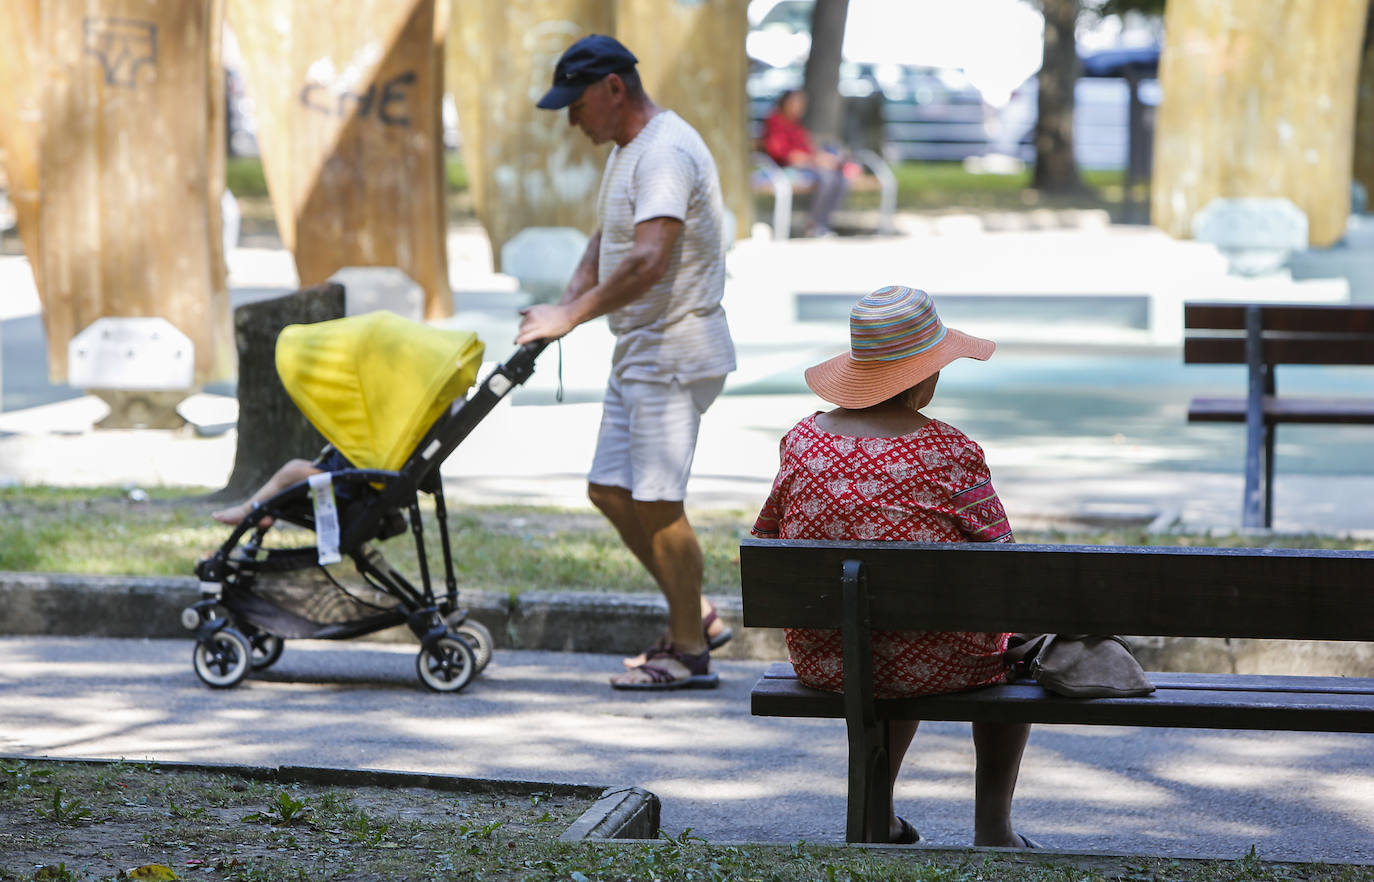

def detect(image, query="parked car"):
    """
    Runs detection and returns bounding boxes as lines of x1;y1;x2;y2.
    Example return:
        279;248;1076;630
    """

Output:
987;47;1161;171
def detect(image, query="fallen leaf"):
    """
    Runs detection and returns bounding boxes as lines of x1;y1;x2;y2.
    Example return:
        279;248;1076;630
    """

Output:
123;865;179;880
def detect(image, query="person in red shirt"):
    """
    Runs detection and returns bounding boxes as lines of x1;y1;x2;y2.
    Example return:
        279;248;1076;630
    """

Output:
758;89;851;234
760;89;850;236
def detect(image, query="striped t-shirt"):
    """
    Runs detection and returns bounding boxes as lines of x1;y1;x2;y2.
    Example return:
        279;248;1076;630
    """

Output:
595;110;736;383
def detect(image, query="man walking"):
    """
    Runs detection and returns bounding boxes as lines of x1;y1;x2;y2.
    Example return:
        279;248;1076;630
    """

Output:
516;35;736;690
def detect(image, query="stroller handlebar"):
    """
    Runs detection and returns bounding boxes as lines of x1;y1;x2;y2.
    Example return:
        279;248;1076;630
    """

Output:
497;339;550;388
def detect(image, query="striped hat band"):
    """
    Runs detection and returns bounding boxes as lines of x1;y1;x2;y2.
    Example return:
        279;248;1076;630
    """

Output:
848;285;947;363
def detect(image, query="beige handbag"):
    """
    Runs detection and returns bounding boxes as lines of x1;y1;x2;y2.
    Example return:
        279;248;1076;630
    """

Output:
1004;633;1156;698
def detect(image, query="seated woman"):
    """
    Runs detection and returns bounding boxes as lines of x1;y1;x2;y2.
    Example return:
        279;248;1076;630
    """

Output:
759;89;850;237
751;284;1036;848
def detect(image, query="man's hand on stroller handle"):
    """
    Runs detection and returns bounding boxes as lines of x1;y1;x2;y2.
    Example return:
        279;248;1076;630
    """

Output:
515;303;577;344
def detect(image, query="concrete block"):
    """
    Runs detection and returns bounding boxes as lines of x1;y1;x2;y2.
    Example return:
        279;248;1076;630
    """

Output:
499;227;589;304
1192;197;1308;276
329;267;426;322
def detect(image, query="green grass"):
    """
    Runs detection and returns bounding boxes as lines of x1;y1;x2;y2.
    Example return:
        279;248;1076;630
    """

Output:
0;486;1368;591
4;759;1372;882
225;156;269;199
225;155;468;200
227;152;1130;216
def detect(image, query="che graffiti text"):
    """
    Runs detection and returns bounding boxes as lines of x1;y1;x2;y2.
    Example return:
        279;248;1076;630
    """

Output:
299;70;417;127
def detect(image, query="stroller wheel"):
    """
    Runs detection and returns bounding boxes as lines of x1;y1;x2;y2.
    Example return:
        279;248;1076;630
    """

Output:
192;628;252;689
454;621;494;673
247;632;285;670
416;636;478;693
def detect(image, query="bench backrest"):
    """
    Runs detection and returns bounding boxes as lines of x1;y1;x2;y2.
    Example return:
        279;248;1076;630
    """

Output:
1183;302;1374;366
739;538;1374;642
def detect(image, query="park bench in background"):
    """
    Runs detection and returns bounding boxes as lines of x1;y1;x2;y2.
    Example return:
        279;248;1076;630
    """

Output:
740;537;1374;844
1183;302;1374;528
751;149;896;241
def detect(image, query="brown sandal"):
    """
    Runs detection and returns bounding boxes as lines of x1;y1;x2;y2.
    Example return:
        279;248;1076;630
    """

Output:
621;602;732;669
611;646;719;691
702;602;733;651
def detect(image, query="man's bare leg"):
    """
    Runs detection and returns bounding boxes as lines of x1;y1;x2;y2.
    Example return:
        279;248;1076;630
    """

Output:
589;484;711;685
588;483;724;668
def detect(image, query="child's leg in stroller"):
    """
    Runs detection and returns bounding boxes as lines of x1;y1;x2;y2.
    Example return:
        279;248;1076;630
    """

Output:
212;458;322;525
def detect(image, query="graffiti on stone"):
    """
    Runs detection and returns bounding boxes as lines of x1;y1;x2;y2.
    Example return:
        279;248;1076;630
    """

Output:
83;17;157;87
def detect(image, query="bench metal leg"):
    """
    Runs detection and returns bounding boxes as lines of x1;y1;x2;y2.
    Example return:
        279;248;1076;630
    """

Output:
840;558;892;842
773;178;793;241
855;149;897;235
1241;306;1266;528
847;716;891;843
1262;422;1275;529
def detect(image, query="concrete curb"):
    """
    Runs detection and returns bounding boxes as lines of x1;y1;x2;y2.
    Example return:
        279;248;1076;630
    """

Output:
0;571;783;659
1;754;660;841
560;786;662;842
4;571;1374;676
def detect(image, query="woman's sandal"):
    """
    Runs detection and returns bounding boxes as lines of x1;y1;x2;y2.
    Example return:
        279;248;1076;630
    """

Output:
610;646;719;691
892;816;922;845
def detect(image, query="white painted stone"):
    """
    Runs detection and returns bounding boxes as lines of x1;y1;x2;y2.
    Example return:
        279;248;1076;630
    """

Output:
68;317;195;390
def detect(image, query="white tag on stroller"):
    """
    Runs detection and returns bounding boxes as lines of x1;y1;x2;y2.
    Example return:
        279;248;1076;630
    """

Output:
308;472;343;565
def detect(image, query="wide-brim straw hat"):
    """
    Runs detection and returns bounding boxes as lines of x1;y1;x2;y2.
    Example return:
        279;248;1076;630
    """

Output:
804;285;995;409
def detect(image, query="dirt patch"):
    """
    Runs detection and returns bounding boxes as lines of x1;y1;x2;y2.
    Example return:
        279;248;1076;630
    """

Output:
0;759;595;881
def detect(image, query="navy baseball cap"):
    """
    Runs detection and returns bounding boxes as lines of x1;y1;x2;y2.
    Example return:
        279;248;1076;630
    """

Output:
536;35;638;110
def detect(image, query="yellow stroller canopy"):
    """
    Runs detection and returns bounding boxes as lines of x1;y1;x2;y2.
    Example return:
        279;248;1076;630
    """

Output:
276;312;485;471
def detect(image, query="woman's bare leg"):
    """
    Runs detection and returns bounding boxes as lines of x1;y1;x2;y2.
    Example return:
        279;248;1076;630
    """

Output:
971;721;1031;847
886;719;919;840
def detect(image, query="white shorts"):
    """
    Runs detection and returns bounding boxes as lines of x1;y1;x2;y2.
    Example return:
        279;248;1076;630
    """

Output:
588;374;726;502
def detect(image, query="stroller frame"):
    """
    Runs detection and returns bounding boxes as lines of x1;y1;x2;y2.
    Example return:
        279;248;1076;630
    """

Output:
187;341;548;692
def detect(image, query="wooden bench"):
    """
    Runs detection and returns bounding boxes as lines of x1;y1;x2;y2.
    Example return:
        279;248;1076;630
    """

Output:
739;537;1374;844
752;149;896;241
1183;302;1374;528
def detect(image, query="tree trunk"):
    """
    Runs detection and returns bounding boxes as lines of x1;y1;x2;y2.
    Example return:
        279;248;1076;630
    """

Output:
616;0;752;242
802;0;849;145
1033;0;1084;193
211;283;345;502
1151;0;1370;246
1353;6;1374;207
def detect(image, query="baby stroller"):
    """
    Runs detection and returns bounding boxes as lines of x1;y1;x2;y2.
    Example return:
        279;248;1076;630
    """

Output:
186;310;547;692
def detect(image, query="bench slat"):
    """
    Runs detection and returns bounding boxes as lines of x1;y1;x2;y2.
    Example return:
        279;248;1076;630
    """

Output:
1184;302;1374;335
1183;335;1374;366
1187;396;1374;424
751;674;1374;733
762;662;1374;696
738;540;1374;641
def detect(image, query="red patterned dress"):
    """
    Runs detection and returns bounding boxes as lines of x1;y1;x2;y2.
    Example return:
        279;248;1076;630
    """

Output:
751;414;1014;699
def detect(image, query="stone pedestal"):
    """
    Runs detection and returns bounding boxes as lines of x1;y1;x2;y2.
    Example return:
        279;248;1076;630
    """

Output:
91;389;189;430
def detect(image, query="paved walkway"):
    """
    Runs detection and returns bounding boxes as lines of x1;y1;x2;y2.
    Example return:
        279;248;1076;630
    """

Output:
4;635;1373;864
